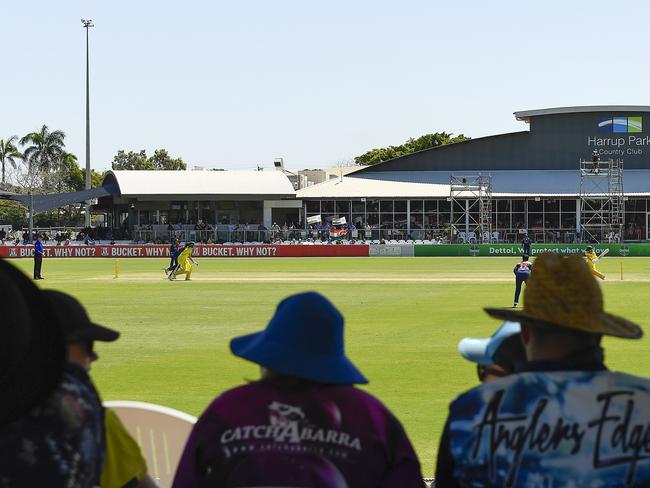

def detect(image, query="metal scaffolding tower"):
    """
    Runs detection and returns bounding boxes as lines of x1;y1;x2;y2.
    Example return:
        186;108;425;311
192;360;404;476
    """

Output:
449;174;493;243
578;159;624;243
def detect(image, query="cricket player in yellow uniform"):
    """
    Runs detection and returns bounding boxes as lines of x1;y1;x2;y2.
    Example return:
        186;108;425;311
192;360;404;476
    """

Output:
169;242;197;281
585;245;605;280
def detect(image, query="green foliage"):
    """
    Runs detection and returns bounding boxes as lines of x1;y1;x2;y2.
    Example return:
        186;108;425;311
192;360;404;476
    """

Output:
111;149;186;170
90;169;104;188
0;200;26;227
1;124;100;227
111;150;152;170
149;149;186;170
355;132;471;166
63;164;105;192
20;125;66;173
0;135;22;185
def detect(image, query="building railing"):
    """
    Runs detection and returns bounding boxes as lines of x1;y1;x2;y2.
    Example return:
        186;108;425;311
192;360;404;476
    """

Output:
130;227;585;244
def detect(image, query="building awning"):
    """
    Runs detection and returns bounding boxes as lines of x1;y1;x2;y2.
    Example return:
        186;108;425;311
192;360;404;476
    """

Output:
514;105;650;122
1;187;113;214
104;170;296;200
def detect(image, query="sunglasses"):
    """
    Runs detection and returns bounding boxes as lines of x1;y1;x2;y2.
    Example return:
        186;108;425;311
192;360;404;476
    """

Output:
476;364;510;382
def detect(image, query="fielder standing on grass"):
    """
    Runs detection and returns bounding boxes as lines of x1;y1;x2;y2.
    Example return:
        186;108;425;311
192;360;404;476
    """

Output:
512;254;532;307
522;233;531;255
169;242;197;281
33;233;44;280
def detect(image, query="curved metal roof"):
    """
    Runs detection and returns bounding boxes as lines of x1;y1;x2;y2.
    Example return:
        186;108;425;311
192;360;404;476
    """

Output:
514;105;650;121
297;170;650;199
104;170;296;198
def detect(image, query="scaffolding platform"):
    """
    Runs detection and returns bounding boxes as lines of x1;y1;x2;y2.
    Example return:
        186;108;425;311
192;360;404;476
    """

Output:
578;159;624;243
449;174;493;243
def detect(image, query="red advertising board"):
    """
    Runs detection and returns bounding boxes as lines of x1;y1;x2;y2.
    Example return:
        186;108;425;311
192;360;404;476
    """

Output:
0;244;369;259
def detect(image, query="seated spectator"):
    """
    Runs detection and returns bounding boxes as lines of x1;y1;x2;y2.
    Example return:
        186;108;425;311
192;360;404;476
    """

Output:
43;290;157;488
0;260;104;486
173;292;424;487
457;321;525;383
436;253;650;487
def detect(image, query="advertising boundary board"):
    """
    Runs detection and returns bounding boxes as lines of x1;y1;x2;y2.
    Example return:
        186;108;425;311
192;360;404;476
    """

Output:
0;245;370;259
414;244;650;257
369;244;415;257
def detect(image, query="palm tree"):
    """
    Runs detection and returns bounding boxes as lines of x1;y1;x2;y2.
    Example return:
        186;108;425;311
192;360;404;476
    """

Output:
0;135;22;184
20;125;66;173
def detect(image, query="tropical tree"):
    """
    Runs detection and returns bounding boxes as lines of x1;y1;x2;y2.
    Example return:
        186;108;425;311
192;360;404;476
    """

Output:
20;125;66;173
148;149;186;170
45;152;81;193
111;150;153;170
355;132;471;166
0;135;22;184
111;148;187;170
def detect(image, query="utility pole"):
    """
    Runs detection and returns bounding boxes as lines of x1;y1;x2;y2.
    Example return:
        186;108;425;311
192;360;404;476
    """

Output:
82;19;94;227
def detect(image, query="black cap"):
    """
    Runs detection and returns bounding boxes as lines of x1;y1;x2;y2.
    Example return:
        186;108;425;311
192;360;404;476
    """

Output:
43;290;120;344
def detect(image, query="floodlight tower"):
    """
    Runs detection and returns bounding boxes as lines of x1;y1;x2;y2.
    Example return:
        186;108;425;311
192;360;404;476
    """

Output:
82;19;94;227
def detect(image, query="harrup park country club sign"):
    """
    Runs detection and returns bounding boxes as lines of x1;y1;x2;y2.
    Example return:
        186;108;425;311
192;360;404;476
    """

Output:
589;116;647;157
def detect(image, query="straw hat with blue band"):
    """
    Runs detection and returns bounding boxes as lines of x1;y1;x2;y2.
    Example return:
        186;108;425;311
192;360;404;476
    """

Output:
230;292;368;385
484;253;643;339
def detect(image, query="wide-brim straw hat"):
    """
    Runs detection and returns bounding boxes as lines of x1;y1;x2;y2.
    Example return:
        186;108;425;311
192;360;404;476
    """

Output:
485;253;643;339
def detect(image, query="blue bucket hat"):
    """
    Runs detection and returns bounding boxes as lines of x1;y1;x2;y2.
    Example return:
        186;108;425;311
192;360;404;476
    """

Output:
458;321;521;366
230;292;368;384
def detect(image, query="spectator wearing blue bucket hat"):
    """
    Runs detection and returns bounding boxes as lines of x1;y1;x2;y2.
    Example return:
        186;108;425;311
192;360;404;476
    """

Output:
173;291;425;488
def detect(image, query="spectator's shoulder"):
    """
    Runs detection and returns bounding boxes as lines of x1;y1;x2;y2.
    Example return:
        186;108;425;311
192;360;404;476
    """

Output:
331;385;400;419
204;382;266;412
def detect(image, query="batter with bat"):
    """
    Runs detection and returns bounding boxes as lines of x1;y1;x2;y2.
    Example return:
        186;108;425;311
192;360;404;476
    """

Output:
585;245;607;280
169;242;198;281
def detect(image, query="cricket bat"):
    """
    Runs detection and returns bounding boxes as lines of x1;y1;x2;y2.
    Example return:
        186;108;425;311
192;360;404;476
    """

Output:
599;248;610;258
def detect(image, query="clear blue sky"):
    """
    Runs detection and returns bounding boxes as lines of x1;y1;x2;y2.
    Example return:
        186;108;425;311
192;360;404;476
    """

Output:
2;0;649;172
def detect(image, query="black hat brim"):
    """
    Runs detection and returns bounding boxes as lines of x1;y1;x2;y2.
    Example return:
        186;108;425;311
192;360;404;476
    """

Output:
75;322;120;343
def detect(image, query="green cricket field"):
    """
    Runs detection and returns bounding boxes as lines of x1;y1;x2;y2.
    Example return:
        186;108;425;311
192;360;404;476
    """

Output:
11;256;650;475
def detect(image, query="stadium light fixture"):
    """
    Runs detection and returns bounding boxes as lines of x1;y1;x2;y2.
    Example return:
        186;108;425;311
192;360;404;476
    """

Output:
81;19;94;227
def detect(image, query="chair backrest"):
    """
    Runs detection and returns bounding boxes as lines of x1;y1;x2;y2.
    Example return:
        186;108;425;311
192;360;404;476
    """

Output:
104;400;197;488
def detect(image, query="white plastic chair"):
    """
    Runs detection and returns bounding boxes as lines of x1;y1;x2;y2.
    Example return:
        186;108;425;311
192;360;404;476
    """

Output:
492;231;500;243
104;400;197;488
458;232;467;243
467;231;477;243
